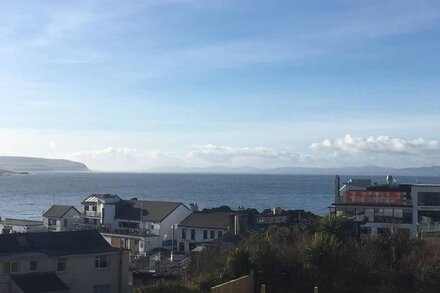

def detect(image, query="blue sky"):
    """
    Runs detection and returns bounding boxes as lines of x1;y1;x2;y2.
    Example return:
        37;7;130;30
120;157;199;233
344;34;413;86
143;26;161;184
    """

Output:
1;0;440;170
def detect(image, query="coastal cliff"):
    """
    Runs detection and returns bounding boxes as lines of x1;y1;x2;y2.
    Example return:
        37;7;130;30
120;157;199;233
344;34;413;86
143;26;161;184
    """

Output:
0;156;89;172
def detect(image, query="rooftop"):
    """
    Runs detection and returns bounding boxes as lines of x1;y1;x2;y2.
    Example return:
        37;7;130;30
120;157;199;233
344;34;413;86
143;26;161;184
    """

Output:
179;212;232;229
0;230;116;257
115;200;186;222
0;218;42;226
81;194;122;204
43;205;80;218
10;272;69;293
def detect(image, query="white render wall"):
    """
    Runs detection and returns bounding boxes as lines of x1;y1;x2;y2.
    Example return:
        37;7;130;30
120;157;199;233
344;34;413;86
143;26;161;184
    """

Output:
160;204;191;246
0;251;129;293
177;226;228;251
0;223;44;234
43;208;81;232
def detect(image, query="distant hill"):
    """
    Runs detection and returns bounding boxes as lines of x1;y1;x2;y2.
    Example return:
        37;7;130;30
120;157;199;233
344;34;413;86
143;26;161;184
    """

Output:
144;165;440;177
0;169;28;176
0;156;89;172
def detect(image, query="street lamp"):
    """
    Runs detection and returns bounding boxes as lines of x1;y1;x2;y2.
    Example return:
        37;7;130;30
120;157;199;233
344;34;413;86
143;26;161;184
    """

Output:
171;224;178;262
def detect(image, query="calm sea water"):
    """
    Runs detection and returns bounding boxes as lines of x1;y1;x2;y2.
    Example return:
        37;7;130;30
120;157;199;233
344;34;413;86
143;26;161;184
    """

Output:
1;172;440;220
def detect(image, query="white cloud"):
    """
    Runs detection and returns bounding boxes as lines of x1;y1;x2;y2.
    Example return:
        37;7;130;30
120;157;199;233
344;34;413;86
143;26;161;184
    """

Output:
186;144;310;165
311;134;440;155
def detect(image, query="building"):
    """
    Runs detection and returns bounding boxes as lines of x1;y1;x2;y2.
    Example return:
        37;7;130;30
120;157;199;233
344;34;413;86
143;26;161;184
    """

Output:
42;205;81;232
81;194;191;254
0;229;129;293
0;218;44;234
331;175;440;237
177;211;232;252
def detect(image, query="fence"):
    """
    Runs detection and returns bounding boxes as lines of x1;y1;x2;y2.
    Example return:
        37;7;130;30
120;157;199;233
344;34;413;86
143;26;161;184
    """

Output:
211;273;254;293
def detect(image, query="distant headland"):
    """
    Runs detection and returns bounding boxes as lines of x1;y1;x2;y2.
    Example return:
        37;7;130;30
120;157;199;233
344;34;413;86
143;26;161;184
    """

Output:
0;156;89;172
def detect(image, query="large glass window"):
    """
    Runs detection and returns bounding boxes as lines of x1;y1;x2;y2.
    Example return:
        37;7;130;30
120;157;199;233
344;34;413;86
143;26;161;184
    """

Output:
418;192;440;206
191;229;195;240
203;230;208;239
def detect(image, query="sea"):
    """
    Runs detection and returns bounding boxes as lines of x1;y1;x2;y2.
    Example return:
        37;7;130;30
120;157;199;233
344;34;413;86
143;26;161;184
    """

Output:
1;172;440;220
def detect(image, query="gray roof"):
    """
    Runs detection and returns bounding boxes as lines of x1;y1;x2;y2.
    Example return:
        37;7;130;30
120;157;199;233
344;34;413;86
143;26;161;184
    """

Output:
0;218;42;226
10;272;70;293
0;230;116;256
115;200;186;222
81;194;121;204
179;212;232;229
43;205;80;218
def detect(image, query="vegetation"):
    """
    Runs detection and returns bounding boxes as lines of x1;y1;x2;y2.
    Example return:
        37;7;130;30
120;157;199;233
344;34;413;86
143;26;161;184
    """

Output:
136;216;440;293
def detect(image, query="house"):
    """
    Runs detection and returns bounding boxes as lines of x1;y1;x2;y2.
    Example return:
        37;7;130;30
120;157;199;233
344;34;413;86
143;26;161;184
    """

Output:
43;205;81;232
331;175;440;237
0;218;44;234
80;194;191;254
81;194;122;227
177;211;232;252
0;229;129;293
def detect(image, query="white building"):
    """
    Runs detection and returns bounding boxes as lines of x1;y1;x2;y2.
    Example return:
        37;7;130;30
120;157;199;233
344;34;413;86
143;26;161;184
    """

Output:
42;205;81;232
0;218;44;234
0;230;129;293
81;194;191;254
332;176;440;237
177;212;232;252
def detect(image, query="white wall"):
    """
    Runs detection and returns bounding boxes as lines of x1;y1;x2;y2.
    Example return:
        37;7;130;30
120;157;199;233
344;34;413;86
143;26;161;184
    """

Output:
0;251;129;293
160;204;190;246
177;226;228;251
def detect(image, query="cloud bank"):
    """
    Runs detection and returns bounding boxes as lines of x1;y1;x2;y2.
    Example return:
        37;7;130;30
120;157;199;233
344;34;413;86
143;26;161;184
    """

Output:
311;134;440;155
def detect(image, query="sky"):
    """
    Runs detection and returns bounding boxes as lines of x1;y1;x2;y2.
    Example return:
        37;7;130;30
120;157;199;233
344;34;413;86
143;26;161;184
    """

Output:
1;0;440;171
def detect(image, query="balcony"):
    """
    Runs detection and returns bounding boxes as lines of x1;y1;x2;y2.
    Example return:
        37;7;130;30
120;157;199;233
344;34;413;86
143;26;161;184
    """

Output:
419;223;440;233
99;226;158;237
84;210;101;218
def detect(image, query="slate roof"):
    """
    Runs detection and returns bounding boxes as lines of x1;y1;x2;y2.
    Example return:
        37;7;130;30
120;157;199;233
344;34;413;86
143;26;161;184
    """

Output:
0;230;116;257
115;200;186;222
10;272;70;293
178;212;232;229
43;205;80;218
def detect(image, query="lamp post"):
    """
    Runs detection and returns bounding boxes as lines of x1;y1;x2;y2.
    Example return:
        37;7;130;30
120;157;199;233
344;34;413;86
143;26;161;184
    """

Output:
171;224;178;262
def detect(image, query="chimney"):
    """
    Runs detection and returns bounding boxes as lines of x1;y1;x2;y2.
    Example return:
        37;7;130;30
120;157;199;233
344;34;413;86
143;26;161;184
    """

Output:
234;213;248;235
189;203;198;213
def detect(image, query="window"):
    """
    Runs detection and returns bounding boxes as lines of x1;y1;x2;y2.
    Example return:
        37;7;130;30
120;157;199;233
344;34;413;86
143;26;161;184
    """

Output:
29;260;38;272
3;261;19;274
94;285;111;293
93;219;98;225
418;192;440;206
203;230;208;239
95;255;110;269
48;218;57;226
151;224;154;229
85;205;89;211
191;229;195;240
84;218;89;224
57;258;66;272
63;219;68;227
210;230;215;239
218;231;223;238
92;206;97;211
181;228;186;239
179;242;185;251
